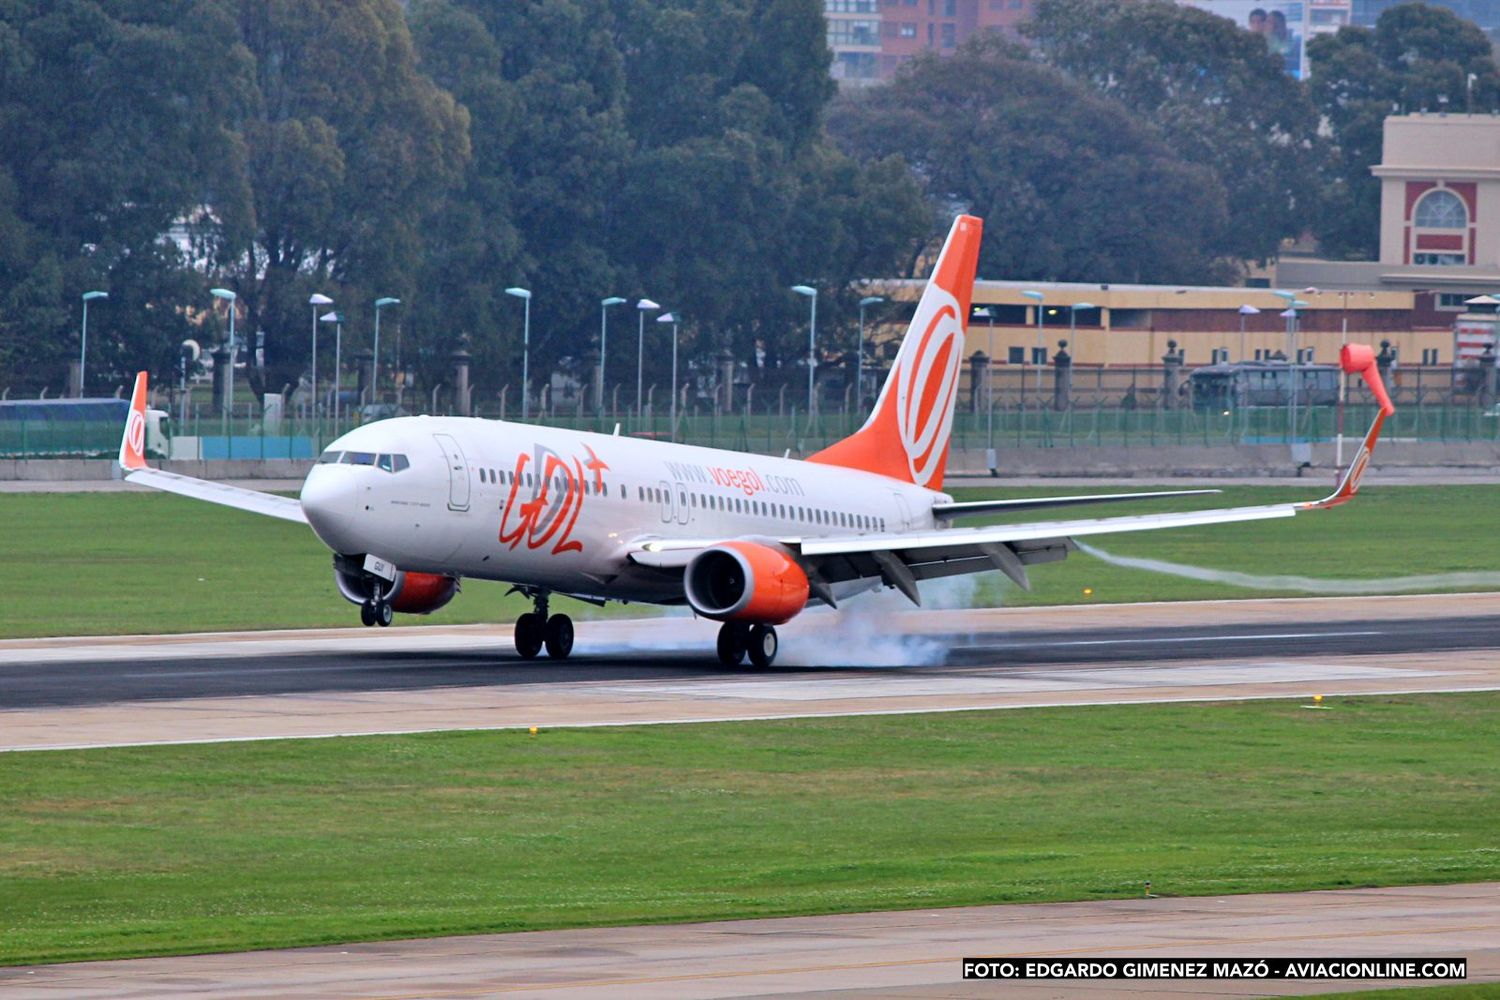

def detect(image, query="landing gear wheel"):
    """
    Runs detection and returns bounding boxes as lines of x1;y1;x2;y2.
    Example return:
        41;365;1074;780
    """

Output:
515;612;544;660
747;624;778;668
360;601;377;627
716;622;749;667
375;600;394;627
544;613;574;660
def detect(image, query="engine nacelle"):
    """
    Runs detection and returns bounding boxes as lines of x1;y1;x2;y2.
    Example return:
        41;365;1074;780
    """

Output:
334;562;459;615
683;541;809;625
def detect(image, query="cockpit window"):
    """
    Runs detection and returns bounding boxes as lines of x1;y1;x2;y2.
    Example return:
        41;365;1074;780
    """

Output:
378;453;394;473
346;451;377;466
374;453;410;473
318;450;343;464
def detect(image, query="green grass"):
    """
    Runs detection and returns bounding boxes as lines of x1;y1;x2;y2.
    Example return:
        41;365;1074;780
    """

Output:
2;694;1498;965
1318;989;1500;999
0;484;1494;637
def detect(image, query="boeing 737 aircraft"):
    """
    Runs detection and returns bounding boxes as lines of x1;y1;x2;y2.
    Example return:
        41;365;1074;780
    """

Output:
118;215;1396;667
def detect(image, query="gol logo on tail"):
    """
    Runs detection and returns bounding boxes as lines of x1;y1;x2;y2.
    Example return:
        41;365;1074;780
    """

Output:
499;443;609;554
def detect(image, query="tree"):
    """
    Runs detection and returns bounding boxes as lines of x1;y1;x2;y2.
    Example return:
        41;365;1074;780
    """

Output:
0;0;246;393
1025;0;1319;266
1307;4;1500;258
829;38;1231;284
210;0;470;402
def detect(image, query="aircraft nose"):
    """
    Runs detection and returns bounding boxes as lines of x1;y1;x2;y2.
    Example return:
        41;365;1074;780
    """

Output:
300;467;358;551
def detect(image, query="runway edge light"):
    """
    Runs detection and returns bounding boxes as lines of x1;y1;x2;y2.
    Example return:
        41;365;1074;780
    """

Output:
529;726;538;736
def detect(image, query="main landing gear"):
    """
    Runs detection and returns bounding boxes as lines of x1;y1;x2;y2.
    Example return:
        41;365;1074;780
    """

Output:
513;589;573;661
716;621;778;668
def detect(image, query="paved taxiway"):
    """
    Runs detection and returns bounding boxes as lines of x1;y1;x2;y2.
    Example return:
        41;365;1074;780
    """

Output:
0;593;1494;751
6;882;1495;998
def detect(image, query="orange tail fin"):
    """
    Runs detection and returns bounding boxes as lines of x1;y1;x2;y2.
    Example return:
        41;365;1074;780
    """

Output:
807;214;982;490
118;371;149;472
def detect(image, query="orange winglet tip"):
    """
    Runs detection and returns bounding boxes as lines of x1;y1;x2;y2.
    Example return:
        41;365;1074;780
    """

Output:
118;371;149;472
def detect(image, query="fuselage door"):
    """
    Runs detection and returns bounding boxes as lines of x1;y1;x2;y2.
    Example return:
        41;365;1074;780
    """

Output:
658;479;673;523
434;433;470;512
892;493;912;531
675;482;690;525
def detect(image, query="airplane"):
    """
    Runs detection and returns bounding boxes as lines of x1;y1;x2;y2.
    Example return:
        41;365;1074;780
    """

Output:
116;214;1396;668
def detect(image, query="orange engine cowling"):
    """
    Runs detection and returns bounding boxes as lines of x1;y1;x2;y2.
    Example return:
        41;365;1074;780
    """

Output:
334;564;459;615
683;541;809;625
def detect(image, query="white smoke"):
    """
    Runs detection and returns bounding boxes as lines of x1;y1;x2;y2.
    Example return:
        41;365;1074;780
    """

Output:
778;572;995;667
1077;541;1500;595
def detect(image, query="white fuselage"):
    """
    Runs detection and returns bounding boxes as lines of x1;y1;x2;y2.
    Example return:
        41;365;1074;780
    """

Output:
300;416;948;604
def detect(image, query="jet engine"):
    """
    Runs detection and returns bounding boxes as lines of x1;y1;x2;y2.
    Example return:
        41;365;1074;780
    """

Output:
334;561;459;615
683;541;809;625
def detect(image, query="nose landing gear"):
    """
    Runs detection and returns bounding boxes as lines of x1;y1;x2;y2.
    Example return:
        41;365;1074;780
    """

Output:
512;589;574;660
359;598;393;627
716;621;778;668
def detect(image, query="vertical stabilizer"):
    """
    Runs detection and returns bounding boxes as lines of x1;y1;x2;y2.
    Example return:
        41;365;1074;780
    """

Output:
807;214;982;489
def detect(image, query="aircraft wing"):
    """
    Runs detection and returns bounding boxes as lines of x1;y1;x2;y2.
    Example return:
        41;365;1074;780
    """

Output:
632;344;1396;605
931;488;1220;520
117;372;308;524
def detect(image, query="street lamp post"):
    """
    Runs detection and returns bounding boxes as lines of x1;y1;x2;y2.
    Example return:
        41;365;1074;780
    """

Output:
1068;301;1096;344
373;297;400;406
79;291;108;398
657;312;679;440
600;296;626;417
210;289;237;437
1238;304;1260;363
309;293;332;434
505;287;532;420
792;285;817;418
636;298;659;420
320;311;343;430
857;295;883;412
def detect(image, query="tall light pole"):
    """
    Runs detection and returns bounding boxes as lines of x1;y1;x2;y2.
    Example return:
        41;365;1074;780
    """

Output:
1237;304;1260;363
657;311;679;440
1068;301;1096;344
309;293;332;432
973;306;997;459
636;298;659;419
79;290;108;397
857;295;883;410
320;311;343;429
792;285;817;417
210;288;237;434
599;296;626;416
373;297;399;406
1022;289;1045;400
505;287;531;420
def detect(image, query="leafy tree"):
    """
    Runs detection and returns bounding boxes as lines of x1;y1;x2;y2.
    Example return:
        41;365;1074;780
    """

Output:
1307;3;1500;258
830;38;1231;284
210;0;470;402
1025;0;1319;266
0;0;245;393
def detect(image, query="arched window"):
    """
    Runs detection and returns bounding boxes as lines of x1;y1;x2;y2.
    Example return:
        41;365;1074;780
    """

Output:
1415;190;1466;229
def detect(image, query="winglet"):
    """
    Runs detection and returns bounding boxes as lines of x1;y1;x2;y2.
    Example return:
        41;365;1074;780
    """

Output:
1304;344;1395;510
118;371;149;472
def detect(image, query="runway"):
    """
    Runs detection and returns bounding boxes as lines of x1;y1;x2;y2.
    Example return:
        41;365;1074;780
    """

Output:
1;592;1495;751
6;882;1495;998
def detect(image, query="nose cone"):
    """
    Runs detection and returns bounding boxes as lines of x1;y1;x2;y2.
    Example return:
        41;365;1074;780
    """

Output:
301;466;359;552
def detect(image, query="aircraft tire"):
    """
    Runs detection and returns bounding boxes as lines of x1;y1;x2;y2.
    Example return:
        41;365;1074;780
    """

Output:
515;612;545;660
375;600;394;627
359;601;377;627
716;622;748;667
747;625;778;668
544;613;574;660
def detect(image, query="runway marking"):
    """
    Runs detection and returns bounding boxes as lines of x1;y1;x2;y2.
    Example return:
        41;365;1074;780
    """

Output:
957;629;1384;650
606;662;1441;701
2;684;1491;754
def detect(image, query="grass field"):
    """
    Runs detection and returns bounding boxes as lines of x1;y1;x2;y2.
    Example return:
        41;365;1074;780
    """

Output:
2;693;1497;965
1;483;1496;638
